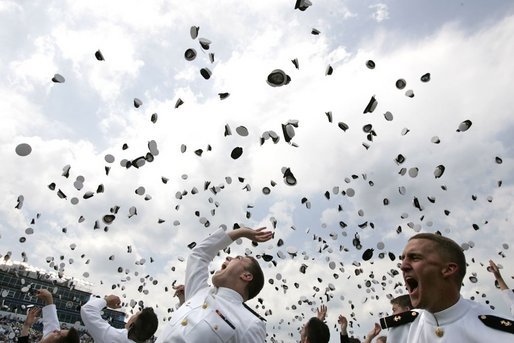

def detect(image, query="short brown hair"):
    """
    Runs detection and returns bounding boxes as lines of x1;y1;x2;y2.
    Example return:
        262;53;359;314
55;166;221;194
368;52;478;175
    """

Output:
409;233;466;284
56;328;79;343
390;294;412;310
245;256;264;300
128;307;158;342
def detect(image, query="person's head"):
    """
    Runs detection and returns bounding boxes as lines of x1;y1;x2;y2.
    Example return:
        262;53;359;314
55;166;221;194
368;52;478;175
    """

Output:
212;255;264;301
390;294;412;314
376;336;387;343
400;233;466;312
126;307;158;342
300;317;330;343
40;328;79;343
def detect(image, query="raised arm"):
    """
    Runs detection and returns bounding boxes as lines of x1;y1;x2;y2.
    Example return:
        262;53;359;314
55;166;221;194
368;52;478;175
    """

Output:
227;227;272;243
363;323;381;343
317;305;328;321
489;260;509;290
20;307;41;337
36;289;60;337
173;284;185;306
185;226;271;300
338;314;350;343
80;295;121;342
184;228;233;299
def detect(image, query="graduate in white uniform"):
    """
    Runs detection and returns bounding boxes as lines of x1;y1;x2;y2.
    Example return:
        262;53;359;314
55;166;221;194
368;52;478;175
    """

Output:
81;294;158;342
26;289;80;343
156;225;273;343
489;260;514;316
380;233;513;342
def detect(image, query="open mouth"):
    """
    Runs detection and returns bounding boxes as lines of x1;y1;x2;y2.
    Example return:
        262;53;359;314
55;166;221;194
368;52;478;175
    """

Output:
405;277;419;294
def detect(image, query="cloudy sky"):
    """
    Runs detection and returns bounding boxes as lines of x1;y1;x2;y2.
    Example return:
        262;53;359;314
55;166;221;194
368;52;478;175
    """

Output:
2;0;514;341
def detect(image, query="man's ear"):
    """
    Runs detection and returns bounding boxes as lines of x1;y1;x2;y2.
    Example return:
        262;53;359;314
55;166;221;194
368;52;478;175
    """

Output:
241;272;253;282
442;262;458;278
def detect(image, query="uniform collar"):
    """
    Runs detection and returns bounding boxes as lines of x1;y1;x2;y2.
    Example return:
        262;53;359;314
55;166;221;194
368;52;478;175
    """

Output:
212;287;244;302
425;296;467;325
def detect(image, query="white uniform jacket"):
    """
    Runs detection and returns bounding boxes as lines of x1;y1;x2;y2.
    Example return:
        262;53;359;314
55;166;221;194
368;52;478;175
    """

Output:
42;304;60;338
386;296;513;342
81;297;135;343
501;289;514;316
156;228;266;343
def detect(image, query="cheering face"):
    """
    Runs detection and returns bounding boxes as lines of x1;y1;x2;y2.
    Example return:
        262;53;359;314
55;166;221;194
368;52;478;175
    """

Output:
40;329;69;343
212;256;252;287
400;239;447;312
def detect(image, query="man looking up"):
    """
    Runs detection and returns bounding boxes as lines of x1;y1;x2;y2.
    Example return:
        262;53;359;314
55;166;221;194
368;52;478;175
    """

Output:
156;225;273;342
30;289;80;343
81;294;158;342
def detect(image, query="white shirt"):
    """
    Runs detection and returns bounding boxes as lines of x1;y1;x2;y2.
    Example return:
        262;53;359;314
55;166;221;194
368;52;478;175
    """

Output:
501;289;514;316
387;296;513;342
81;297;135;343
156;228;266;343
42;304;60;338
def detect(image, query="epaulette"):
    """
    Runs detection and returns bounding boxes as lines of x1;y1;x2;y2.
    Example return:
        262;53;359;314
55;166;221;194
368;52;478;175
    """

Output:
243;303;266;322
380;310;418;329
478;315;514;334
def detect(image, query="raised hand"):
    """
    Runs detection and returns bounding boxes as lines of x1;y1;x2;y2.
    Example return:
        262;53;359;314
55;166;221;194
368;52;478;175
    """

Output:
488;260;509;290
35;289;53;305
366;323;382;340
105;295;122;309
173;284;185;305
21;307;41;336
25;307;41;326
316;304;327;321
228;227;273;243
338;314;348;335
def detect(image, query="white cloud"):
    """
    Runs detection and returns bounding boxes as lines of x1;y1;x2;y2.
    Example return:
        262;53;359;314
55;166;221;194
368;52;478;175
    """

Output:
2;2;514;342
370;3;390;23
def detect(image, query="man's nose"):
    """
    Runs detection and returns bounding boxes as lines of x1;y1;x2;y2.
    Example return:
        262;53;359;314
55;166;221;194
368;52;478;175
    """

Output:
226;256;232;261
400;259;409;271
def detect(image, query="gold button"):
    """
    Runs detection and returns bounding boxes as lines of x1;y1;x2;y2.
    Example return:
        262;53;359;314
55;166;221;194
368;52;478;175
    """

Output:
202;303;208;309
214;325;219;331
181;319;188;326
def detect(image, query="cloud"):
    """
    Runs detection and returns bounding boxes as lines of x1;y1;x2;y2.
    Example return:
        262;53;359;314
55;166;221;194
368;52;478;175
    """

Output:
370;3;390;23
2;2;514;342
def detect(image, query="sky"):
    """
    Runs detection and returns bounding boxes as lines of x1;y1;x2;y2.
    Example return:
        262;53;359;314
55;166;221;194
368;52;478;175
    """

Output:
1;0;514;341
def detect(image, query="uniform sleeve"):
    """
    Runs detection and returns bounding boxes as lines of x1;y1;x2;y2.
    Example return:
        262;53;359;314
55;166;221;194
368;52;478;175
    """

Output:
500;289;514;316
242;320;266;343
41;304;60;337
184;228;233;300
80;297;117;342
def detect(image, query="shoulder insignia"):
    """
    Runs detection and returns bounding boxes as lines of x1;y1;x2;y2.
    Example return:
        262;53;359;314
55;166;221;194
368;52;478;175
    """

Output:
478;315;514;334
243;303;266;322
380;310;418;330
